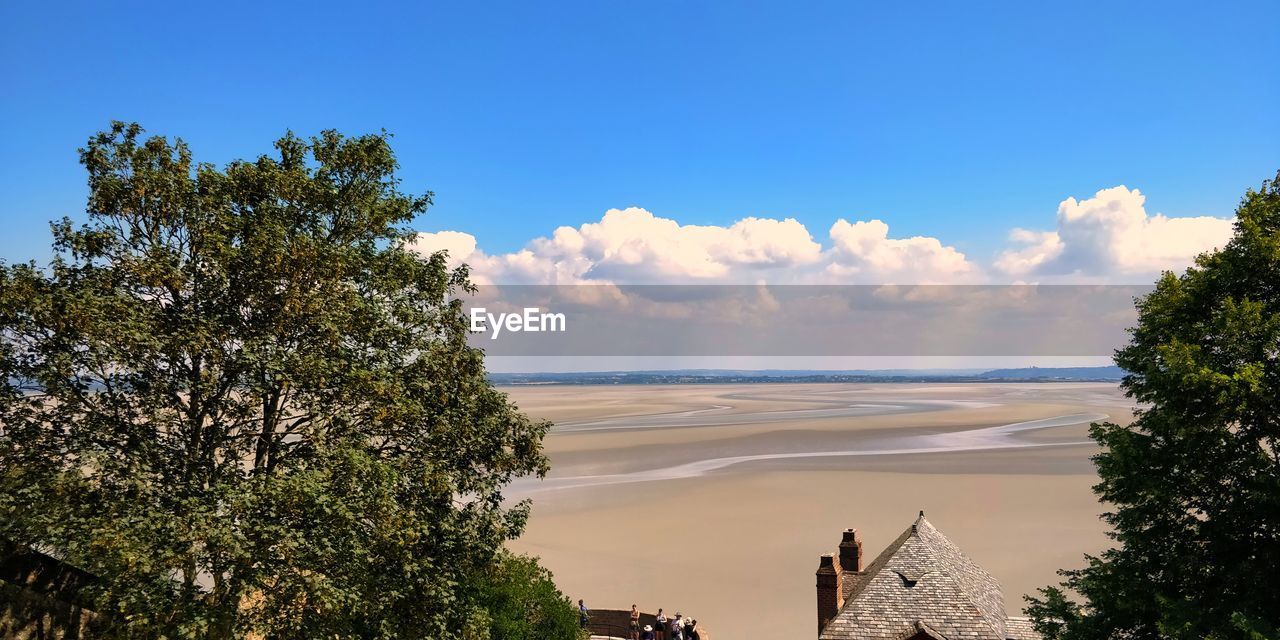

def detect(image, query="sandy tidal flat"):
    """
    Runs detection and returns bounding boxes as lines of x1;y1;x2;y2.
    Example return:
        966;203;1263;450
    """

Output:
503;383;1129;640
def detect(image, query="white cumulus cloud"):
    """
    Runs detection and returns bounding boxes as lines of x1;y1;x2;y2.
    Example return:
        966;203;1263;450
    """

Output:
996;186;1234;281
410;207;979;284
827;219;980;284
411;186;1235;286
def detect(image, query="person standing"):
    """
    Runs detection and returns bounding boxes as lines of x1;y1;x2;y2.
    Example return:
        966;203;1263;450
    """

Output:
655;608;668;640
687;618;699;640
578;599;589;630
630;604;641;640
670;613;684;640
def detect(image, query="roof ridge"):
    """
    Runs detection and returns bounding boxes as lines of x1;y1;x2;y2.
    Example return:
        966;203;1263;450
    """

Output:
838;519;918;604
912;518;1007;638
824;514;1012;640
897;528;1005;638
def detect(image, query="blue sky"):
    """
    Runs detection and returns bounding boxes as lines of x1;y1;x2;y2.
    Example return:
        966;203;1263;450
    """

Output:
2;0;1277;268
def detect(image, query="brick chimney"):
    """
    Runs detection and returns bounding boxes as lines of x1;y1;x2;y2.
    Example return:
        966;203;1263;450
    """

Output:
839;528;863;579
815;553;841;633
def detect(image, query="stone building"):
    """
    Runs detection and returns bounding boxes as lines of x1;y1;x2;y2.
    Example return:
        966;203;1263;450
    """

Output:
1;538;100;639
814;512;1039;640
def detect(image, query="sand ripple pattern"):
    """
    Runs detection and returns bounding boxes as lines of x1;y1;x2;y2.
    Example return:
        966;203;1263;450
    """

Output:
512;412;1106;497
551;399;997;432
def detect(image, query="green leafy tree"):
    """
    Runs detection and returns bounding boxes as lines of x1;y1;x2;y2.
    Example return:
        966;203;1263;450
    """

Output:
0;122;559;638
1026;172;1280;640
469;553;583;640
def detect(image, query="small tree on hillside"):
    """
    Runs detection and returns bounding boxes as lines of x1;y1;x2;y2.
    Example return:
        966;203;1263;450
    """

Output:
471;552;584;640
0;122;570;638
1026;172;1280;639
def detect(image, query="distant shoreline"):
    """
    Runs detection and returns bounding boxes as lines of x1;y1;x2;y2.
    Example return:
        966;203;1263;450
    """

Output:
489;366;1124;386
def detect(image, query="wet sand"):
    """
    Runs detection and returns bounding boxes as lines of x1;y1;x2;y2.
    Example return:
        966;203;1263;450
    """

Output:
503;383;1129;639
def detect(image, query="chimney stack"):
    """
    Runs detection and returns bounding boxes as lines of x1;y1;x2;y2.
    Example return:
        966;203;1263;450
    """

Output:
839;528;863;576
839;527;860;568
815;553;841;633
834;527;865;601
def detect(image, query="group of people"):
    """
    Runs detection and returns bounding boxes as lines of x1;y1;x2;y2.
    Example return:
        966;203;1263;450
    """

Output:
632;605;700;640
574;600;701;640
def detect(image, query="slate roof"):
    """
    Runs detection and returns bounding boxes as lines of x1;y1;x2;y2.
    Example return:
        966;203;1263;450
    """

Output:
820;514;1037;640
1003;617;1040;640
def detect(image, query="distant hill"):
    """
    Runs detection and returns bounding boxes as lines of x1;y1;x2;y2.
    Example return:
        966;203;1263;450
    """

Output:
488;366;1125;385
974;366;1125;380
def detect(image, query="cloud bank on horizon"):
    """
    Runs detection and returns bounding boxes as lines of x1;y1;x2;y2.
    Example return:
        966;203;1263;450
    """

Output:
410;185;1235;285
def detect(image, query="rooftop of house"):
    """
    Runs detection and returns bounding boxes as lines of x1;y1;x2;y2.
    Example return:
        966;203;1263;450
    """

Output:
819;513;1039;640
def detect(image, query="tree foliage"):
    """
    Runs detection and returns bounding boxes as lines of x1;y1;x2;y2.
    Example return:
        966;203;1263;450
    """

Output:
1027;172;1280;639
469;553;583;640
0;122;560;638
